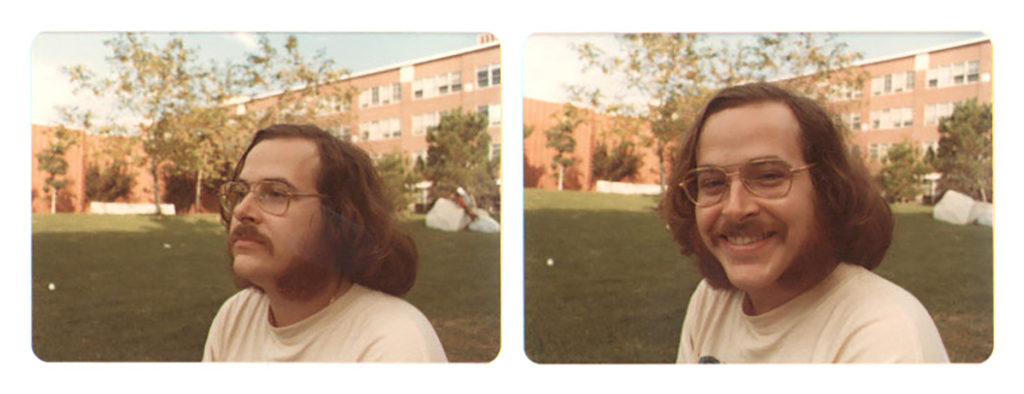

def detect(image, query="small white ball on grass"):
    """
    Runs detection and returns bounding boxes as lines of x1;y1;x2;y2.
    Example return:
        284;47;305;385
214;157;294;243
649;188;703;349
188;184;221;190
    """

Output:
48;283;56;291
546;258;554;266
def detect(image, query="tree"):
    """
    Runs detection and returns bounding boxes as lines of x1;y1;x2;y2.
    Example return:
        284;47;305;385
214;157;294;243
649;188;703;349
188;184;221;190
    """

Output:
65;33;356;214
575;33;867;190
545;103;584;190
84;159;136;202
592;140;642;182
36;125;77;213
375;152;419;213
424;109;497;205
934;99;993;202
65;33;217;214
877;142;930;203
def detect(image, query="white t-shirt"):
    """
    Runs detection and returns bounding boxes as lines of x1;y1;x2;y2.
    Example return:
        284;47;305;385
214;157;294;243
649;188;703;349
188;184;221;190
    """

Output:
677;263;949;363
203;284;448;362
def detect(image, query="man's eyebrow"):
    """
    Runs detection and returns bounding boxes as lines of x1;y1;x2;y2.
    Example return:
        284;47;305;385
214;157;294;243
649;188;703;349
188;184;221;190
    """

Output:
696;155;786;168
237;176;298;189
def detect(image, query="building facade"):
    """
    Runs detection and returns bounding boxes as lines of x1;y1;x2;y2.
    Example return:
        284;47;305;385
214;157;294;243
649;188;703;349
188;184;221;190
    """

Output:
832;37;992;172
32;35;502;213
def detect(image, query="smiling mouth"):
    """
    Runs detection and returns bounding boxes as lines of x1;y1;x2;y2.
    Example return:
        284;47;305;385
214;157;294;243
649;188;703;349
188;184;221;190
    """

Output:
722;231;775;246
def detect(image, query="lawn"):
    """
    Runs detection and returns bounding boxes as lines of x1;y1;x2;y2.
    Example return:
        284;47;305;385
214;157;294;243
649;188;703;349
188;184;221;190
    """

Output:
31;213;499;362
524;189;993;363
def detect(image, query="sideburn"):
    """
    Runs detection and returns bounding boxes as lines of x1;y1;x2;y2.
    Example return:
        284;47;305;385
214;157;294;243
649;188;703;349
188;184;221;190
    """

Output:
274;214;342;302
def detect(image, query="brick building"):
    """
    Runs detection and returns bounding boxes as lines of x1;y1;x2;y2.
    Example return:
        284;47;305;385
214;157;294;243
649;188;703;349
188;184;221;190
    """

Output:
833;37;992;169
32;35;502;213
523;36;993;194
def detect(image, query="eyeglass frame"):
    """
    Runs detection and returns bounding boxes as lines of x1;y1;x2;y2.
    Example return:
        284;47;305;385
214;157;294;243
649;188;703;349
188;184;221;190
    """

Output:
679;159;816;207
219;179;327;218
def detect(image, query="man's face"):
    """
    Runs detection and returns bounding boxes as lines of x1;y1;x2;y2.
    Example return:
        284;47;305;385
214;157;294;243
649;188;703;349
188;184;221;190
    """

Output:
694;101;819;302
228;138;332;298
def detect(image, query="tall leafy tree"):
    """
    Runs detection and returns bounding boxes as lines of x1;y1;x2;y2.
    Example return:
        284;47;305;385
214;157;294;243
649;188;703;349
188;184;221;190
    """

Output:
36;125;77;213
64;33;357;214
934;99;993;202
545;103;584;190
575;33;866;190
877;141;931;203
375;152;419;213
424;109;497;204
65;33;214;214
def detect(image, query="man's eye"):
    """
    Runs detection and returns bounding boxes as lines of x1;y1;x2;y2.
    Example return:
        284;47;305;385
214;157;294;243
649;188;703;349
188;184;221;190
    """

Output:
261;186;291;199
699;175;727;189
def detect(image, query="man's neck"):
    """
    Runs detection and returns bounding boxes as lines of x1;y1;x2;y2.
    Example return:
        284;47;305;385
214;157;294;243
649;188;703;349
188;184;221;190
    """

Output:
266;278;354;327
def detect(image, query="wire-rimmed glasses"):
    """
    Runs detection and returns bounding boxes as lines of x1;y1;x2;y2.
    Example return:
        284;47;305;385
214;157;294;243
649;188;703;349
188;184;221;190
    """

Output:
219;180;326;217
680;159;815;207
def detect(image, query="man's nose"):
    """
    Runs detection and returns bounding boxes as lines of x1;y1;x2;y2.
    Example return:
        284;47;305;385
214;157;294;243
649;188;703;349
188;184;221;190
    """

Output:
720;176;759;220
233;190;260;223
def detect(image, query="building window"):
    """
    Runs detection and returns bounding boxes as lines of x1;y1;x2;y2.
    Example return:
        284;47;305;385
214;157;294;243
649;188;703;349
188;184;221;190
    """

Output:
412;71;462;100
329;125;352;141
489;143;501;161
476;103;502;127
870;107;913;130
927;60;981;89
359;117;402;141
413;112;443;136
925;102;959;126
477;64;500;88
842;113;861;131
871;70;915;96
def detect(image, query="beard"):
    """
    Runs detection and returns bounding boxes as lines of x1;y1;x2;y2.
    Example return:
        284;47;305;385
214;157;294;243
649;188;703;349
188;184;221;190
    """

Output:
695;213;838;293
227;221;339;302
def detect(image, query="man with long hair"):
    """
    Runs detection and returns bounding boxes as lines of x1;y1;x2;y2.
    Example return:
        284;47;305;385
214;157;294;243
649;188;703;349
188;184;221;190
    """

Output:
203;124;446;362
660;83;947;363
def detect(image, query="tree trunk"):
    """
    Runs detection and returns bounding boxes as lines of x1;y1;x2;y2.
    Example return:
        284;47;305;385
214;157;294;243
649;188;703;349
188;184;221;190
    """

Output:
194;167;203;214
50;190;56;214
558;165;564;191
657;140;666;193
152;162;162;215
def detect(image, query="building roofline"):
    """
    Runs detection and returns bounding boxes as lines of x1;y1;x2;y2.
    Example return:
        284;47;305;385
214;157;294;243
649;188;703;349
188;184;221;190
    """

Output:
223;41;501;105
852;36;990;67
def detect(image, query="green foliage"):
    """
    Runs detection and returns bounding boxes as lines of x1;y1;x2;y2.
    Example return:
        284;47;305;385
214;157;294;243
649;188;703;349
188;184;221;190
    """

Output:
36;125;78;213
545;104;584;190
574;33;867;189
64;33;356;214
375;153;419;212
592;140;642;182
424;109;498;204
876;142;931;203
934;99;993;202
84;160;136;202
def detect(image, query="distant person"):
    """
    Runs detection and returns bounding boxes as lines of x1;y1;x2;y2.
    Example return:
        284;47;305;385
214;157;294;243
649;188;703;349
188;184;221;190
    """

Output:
203;124;447;362
659;83;948;363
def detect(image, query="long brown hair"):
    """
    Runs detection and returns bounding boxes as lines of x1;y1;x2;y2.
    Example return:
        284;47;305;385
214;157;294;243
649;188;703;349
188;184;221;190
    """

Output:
659;82;893;289
223;124;418;296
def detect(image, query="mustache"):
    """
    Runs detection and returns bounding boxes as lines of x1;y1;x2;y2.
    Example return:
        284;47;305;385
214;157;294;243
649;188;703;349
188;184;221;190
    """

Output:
713;219;772;236
229;223;274;253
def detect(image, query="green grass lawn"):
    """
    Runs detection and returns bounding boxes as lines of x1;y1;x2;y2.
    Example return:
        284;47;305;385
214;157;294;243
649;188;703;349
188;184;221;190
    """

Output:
31;213;499;362
524;189;993;363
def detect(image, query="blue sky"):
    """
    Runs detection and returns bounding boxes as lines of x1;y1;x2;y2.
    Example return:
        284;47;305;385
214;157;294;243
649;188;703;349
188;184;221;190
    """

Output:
31;33;481;125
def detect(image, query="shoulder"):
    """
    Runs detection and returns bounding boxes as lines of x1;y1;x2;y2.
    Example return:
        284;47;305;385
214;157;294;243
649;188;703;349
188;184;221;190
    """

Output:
686;279;741;315
213;288;266;319
829;264;949;363
340;285;447;362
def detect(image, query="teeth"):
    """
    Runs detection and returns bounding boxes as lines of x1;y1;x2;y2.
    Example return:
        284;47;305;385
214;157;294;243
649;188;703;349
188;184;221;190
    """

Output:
725;233;770;245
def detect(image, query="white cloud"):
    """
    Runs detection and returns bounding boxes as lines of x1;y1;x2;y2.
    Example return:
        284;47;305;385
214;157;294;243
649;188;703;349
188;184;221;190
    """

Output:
232;33;260;50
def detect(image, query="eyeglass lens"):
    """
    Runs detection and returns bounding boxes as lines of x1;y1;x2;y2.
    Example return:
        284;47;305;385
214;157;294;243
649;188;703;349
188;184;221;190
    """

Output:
685;160;795;205
220;181;292;216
